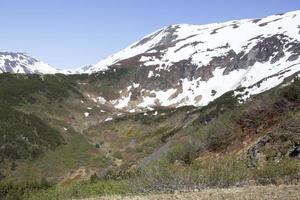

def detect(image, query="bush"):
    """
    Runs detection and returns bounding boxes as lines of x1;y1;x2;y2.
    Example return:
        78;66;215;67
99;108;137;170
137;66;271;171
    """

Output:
167;143;197;164
192;155;250;187
0;180;52;200
0;105;63;161
27;180;129;200
128;155;250;193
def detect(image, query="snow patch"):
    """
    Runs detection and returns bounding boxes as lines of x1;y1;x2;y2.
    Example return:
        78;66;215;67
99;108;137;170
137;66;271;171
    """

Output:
133;83;140;88
104;117;113;122
114;92;132;109
97;96;107;104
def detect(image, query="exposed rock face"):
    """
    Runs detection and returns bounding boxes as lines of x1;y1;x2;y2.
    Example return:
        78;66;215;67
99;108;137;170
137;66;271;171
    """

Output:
289;144;300;159
247;135;272;167
247;117;300;167
78;10;300;111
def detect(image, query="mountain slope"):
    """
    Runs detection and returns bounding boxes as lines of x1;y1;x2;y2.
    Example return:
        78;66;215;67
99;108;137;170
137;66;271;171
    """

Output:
0;10;300;199
0;52;59;74
86;10;300;72
2;73;299;199
77;10;300;110
1;11;300;110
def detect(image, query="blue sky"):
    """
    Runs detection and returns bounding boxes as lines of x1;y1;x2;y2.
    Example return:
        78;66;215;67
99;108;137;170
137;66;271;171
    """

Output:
1;0;300;69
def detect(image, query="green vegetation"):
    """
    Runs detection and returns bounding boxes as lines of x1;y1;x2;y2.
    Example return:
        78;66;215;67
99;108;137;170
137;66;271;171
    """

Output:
0;179;52;200
0;73;84;161
87;68;132;99
0;73;80;106
0;73;299;199
253;159;300;184
27;180;129;200
16;156;299;199
4;133;110;183
0;105;62;161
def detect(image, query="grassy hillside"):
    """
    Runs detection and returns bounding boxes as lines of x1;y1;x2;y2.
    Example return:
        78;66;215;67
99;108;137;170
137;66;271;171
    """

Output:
0;73;299;200
0;73;80;106
0;73;89;184
0;106;62;161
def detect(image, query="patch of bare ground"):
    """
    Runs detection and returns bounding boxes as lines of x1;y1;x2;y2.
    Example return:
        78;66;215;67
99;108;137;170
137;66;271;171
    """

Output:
83;185;300;200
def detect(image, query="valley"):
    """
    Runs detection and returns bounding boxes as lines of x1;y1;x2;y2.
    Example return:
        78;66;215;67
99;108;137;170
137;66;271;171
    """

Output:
0;9;300;200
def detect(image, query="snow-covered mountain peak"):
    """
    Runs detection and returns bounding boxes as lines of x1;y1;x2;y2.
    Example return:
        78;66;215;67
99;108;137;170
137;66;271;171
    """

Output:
1;10;300;111
81;10;300;74
74;10;300;111
0;52;59;74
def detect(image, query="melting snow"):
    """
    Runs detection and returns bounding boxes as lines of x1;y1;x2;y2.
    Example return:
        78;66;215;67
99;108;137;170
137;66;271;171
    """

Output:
148;70;154;78
79;11;300;74
133;83;140;88
138;88;177;107
97;96;107;104
114;92;132;109
68;11;300;109
104;117;113;122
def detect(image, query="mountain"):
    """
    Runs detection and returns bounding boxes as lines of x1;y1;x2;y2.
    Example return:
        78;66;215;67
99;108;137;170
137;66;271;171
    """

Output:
1;11;300;111
76;10;300;110
0;10;300;199
73;64;93;74
0;52;59;74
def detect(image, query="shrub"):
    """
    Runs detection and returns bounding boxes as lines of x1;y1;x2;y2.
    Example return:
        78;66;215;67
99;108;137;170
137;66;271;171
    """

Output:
27;180;129;200
0;105;63;161
0;180;52;200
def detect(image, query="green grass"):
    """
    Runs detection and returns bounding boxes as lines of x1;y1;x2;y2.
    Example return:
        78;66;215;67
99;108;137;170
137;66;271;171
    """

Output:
4;133;110;183
2;155;299;199
27;180;129;200
253;159;300;184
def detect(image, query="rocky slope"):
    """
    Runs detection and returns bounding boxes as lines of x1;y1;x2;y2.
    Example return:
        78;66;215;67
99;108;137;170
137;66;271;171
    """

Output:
0;52;59;74
76;10;300;110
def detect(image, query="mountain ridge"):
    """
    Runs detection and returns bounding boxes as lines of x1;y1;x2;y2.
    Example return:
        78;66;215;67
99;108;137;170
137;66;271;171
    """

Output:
0;52;59;74
82;10;300;73
1;10;300;110
72;9;300;110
